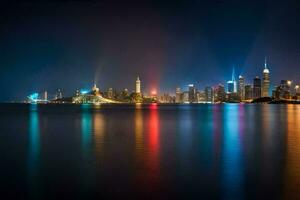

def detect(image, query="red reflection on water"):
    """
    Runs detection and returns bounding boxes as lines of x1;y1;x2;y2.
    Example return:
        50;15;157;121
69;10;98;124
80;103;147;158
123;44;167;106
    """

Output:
149;105;159;158
134;104;161;191
136;104;161;196
150;103;158;109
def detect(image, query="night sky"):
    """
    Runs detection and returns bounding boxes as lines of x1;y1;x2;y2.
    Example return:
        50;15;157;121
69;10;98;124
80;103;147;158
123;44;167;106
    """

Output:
1;0;300;101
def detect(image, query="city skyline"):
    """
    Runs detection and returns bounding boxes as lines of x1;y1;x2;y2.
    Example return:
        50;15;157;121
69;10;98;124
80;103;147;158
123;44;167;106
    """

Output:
1;1;300;101
25;59;292;96
25;60;300;104
2;1;300;199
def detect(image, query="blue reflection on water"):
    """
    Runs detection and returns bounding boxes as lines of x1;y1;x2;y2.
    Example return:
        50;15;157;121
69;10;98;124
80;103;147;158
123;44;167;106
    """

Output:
178;105;193;151
222;104;244;199
81;104;92;152
28;104;40;171
28;103;40;198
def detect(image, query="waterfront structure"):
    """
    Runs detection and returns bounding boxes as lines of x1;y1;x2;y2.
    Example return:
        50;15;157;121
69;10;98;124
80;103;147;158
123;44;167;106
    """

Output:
175;87;182;103
73;84;119;104
245;85;253;100
227;68;237;93
188;84;196;103
57;89;62;99
182;91;189;103
295;85;300;100
108;88;114;99
238;75;245;100
205;86;213;103
262;58;270;97
44;91;48;101
159;93;174;103
136;76;141;94
273;80;292;100
253;76;261;99
214;84;226;102
196;90;206;103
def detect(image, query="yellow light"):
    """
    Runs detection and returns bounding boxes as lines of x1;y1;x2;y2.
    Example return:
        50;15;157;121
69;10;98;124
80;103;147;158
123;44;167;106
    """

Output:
295;85;299;89
287;80;292;86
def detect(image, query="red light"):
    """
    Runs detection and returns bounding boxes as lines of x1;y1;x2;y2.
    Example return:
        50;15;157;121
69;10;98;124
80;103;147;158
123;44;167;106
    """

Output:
151;90;157;95
150;103;157;110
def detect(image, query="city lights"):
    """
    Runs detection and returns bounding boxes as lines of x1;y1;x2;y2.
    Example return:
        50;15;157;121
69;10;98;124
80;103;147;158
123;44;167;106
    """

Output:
25;61;300;104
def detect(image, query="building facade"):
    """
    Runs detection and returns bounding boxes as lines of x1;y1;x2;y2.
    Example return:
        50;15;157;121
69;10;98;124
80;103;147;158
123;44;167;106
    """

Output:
253;76;261;99
205;86;213;102
136;76;141;94
175;87;182;103
245;85;253;100
188;84;196;103
262;59;270;97
238;75;245;100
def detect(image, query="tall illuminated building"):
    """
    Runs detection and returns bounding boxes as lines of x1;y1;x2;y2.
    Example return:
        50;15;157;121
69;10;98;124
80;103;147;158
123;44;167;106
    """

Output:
262;58;270;97
238;75;245;100
188;84;196;103
182;92;189;103
214;84;225;102
44;91;48;101
253;76;261;99
205;86;213;102
58;89;62;99
136;76;141;94
175;87;182;103
227;68;237;93
108;88;114;99
245;85;253;100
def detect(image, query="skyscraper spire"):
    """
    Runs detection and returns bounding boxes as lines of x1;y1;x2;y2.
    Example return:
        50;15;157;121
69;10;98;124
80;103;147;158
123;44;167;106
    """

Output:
264;57;267;69
263;57;270;74
262;57;270;97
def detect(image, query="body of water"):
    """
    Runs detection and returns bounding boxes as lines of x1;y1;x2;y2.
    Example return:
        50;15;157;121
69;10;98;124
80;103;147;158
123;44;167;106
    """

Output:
1;103;300;199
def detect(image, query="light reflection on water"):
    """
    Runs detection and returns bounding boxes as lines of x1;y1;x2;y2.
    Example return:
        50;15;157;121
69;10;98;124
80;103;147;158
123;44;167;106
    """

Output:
2;104;300;198
27;104;40;198
284;105;300;198
222;104;244;199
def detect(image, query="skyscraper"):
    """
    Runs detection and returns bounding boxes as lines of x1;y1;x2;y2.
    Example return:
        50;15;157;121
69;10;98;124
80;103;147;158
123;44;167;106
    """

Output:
44;91;48;101
214;84;225;102
262;58;270;97
238;75;245;100
175;87;182;103
253;76;261;99
227;68;237;93
108;88;114;99
205;86;213;102
136;76;141;94
188;84;196;103
245;85;253;100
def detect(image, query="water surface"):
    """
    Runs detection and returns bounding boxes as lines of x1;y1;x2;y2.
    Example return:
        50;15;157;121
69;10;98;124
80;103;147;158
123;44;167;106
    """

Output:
1;103;300;199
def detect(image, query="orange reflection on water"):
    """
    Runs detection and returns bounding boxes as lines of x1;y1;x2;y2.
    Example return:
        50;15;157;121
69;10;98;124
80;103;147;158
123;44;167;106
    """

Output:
134;104;161;195
284;105;300;198
135;104;144;159
94;112;105;160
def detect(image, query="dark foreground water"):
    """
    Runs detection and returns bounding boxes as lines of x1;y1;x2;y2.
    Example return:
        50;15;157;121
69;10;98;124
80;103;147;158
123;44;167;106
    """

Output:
1;103;300;199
